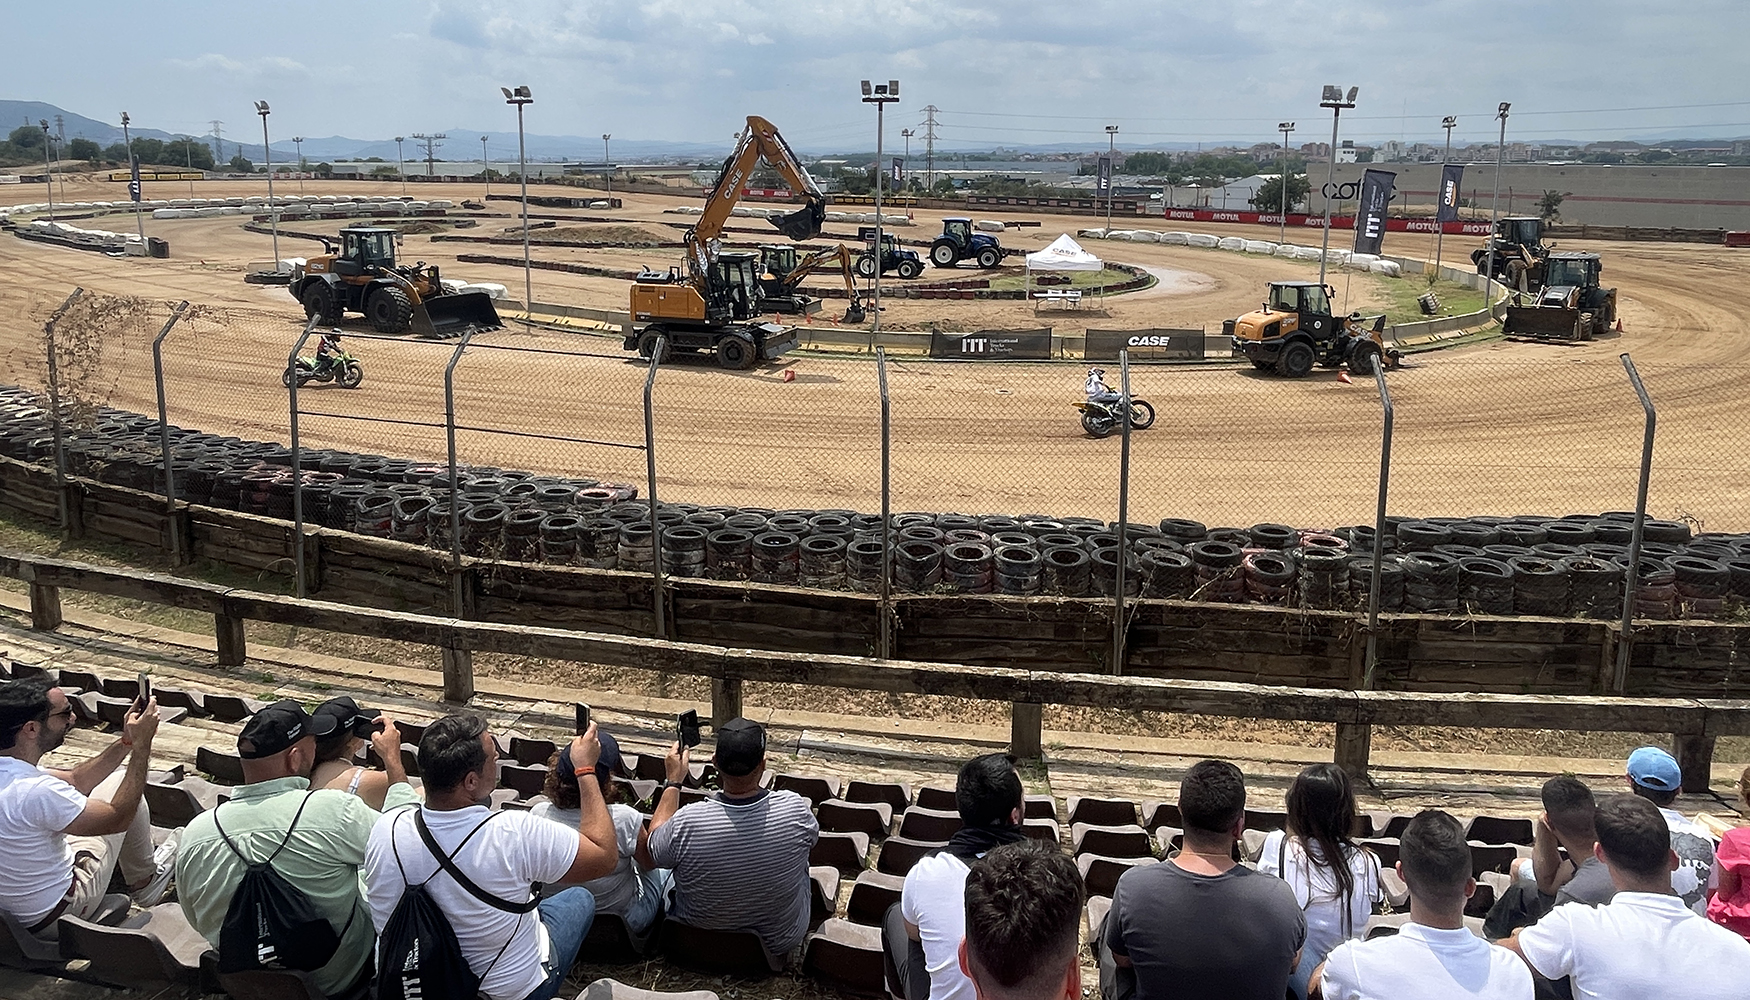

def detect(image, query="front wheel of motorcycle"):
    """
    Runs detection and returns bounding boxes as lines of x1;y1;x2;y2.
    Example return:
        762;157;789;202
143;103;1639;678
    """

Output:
1082;412;1116;438
282;367;296;389
1128;399;1157;430
339;360;364;389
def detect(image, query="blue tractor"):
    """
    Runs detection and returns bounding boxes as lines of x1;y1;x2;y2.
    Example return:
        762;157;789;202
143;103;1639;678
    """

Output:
929;217;1014;269
854;226;925;279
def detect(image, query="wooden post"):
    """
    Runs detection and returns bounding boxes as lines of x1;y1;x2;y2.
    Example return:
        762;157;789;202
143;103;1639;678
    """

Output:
214;612;246;666
441;648;475;704
1011;702;1044;761
28;583;62;631
712;678;743;728
1335;722;1372;781
1675;734;1716;794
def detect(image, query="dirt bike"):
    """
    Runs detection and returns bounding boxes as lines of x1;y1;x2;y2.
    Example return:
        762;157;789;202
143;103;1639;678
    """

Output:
283;345;364;389
1075;397;1156;438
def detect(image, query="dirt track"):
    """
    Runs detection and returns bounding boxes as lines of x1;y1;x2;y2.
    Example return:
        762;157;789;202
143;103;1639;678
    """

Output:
3;177;1748;529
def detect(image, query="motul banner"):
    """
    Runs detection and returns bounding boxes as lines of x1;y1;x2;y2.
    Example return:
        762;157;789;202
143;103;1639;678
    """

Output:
1096;156;1112;198
1352;169;1396;256
1437;164;1465;223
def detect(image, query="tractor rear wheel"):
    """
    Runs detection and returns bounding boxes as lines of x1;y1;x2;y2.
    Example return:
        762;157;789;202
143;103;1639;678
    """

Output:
897;259;923;280
300;283;340;326
1278;342;1316;378
1348;342;1382;376
636;327;672;364
930;242;959;268
977;247;1002;269
367;286;414;333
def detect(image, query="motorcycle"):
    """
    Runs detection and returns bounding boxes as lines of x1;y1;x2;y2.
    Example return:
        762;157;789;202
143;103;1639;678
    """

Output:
283;341;364;389
1075;397;1156;438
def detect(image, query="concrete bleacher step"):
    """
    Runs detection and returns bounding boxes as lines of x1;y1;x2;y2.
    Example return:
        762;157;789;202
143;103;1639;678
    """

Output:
803;918;886;998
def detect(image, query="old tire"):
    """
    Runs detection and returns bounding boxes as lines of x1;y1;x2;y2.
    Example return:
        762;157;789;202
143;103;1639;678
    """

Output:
897;259;923;279
716;336;757;371
636;328;672;364
855;254;878;278
930;241;958;267
1278;341;1315;378
977;247;1002;269
367;286;414;333
300;282;339;325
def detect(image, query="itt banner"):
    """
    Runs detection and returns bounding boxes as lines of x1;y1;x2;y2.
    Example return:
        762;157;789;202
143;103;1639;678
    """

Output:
928;329;1053;360
1096;156;1112;198
891;158;903;185
1437;163;1465;223
1084;329;1204;362
128;156;142;203
1352;168;1396;256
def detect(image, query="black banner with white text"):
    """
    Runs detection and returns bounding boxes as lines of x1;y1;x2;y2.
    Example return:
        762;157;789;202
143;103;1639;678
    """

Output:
1352;168;1396;256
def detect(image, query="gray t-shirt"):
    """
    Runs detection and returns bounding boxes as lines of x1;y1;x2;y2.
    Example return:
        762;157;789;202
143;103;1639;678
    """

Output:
1554;856;1615;908
647;789;819;956
1105;860;1306;1000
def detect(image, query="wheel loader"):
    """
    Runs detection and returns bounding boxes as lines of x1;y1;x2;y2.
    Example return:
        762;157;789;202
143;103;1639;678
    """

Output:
1471;216;1552;291
1501;252;1617;341
1226;281;1401;377
288;227;502;338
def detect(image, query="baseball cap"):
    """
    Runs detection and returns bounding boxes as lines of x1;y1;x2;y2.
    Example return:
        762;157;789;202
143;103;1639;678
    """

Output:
713;718;767;777
1626;746;1682;792
312;696;369;737
238;700;337;760
557;729;623;788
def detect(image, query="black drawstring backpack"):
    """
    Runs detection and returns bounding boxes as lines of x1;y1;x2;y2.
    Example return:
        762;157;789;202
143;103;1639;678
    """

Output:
214;792;353;973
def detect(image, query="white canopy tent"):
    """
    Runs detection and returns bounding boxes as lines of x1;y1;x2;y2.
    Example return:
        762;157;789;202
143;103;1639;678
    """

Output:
1025;234;1103;308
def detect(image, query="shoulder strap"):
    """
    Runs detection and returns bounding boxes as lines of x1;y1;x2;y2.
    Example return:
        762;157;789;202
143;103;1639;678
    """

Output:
414;810;541;914
211;791;317;867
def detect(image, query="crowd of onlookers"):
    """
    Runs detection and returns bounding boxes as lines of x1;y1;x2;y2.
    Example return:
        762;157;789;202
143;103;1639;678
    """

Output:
3;674;1750;1000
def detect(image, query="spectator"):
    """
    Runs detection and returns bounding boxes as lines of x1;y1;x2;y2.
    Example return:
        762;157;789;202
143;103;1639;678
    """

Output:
1311;809;1531;1000
1508;794;1750;998
959;840;1083;1000
309;696;399;811
1101;759;1305;1000
0;680;176;933
1625;746;1715;912
889;753;1028;1000
530;728;670;936
1259;763;1383;999
366;714;620;1000
646;717;819;960
178;700;419;997
1483;776;1612;938
1706;766;1750;940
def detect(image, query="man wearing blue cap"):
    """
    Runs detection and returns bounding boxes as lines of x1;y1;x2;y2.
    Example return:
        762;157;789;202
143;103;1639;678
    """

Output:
1624;746;1715;913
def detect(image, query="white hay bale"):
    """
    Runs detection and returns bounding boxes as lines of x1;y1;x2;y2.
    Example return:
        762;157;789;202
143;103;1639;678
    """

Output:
1186;233;1219;248
1077;228;1108;239
460;283;508;299
1243;241;1275;254
1159;231;1190;245
1217;236;1246;251
1370;260;1402;277
975;220;1004;232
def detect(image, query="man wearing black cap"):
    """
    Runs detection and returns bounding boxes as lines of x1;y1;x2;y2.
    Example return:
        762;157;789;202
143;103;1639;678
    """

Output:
647;716;820;960
177;700;419;998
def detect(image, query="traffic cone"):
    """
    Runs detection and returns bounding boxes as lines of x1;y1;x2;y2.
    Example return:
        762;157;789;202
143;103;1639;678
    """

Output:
1615;318;1624;332
782;369;796;383
1338;372;1353;384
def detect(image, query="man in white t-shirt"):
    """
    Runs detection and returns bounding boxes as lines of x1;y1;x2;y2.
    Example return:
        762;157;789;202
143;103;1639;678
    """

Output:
888;753;1028;1000
959;841;1083;1000
366;713;621;1000
1506;794;1750;999
0;680;177;933
1312;809;1530;999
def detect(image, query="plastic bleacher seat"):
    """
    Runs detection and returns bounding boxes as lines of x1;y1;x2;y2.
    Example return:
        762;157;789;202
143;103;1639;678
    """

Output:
56;668;103;693
818;799;892;840
613;778;658;810
845;779;912;813
57;904;212;988
677;786;711;808
914;785;957;811
846;870;906;926
0;907;63;970
1140;801;1180;832
196;746;247;785
1363;912;1413;939
578;911;655;964
1072;823;1152;859
1155;826;1184;855
1466;815;1535;846
1024;795;1059;821
577;977;719;1000
1022;818;1061;846
810;866;841;929
9;663;54;681
897;806;962;842
395;719;427;747
1086;895;1113;939
811;831;872;876
1468;842;1520;877
488;788;524;812
1240;828;1270;863
97;697;188;728
658;919;785;975
1077;854;1158;897
1352;812;1379;838
876;836;945;877
1380;866;1410;908
204;694;267;723
1379;814;1414;839
773;772;843;807
635;754;668;782
1362;838;1400;869
1066;796;1138;827
510;736;558;767
804;918;887;997
1244;809;1288;832
145;775;228;829
498;762;549;799
71;691;131;725
152;686;208;715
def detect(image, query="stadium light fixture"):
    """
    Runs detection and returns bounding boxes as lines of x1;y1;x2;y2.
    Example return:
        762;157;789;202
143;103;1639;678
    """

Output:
1316;85;1358;285
861;79;900;334
255;101;280;272
504;85;535;318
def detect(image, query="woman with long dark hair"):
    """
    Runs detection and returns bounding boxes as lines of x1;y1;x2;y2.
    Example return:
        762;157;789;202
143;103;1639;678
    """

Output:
1260;763;1382;1000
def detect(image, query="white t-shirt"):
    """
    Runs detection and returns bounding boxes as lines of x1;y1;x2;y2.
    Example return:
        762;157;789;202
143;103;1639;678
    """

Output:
1517;890;1750;999
366;805;580;1000
530;801;645;917
901;852;975;1000
1259;830;1382;962
0;756;87;924
1320;922;1532;1000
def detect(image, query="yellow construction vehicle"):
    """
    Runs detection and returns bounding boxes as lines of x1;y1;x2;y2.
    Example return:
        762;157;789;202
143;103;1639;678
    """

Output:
625;116;826;370
289;226;502;338
1226;281;1400;377
758;244;866;324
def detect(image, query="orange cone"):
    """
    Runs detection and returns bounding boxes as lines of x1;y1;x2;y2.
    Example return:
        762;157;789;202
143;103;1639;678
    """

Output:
1615;318;1624;332
782;369;796;383
1338;372;1353;384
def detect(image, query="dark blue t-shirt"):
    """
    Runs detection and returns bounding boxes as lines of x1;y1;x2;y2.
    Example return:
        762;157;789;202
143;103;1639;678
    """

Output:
1105;860;1306;1000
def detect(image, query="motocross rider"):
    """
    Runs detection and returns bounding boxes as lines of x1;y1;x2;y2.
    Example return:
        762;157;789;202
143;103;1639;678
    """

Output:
313;331;343;373
1085;367;1121;406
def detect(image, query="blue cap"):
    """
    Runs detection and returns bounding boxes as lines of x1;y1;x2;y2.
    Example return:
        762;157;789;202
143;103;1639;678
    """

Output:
1626;746;1682;792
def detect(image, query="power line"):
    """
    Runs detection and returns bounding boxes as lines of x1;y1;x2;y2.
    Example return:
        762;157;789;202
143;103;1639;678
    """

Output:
923;105;939;189
410;132;446;176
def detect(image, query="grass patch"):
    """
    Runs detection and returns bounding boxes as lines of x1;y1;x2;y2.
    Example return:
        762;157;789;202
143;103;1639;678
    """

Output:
984;266;1135;293
1379;276;1488;326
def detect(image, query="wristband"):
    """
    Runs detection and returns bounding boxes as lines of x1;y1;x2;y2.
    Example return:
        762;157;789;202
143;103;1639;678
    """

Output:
663;780;685;791
573;765;595;778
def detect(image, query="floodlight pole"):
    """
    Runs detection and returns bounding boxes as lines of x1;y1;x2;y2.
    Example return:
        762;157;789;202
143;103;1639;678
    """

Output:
504;86;535;321
395;136;406;195
120;112;146;249
862;79;899;334
1278;121;1295;244
40;121;55;222
603;134;612;200
1435;116;1456;274
480;136;490;196
1484;103;1511;308
1105;125;1119;234
256;101;280;273
1317;86;1357;287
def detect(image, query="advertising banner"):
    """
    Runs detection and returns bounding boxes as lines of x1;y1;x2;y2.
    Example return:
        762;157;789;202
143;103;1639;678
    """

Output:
891;158;904;185
1437;164;1465;223
1084;329;1204;362
929;329;1054;360
128;156;142;203
1352;168;1396;255
1096;156;1112;198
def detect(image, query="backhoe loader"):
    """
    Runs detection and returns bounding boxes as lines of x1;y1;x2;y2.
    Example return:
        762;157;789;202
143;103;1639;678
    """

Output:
759;244;867;323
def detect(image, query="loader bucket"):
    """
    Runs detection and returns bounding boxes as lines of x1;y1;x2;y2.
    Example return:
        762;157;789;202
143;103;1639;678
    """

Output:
410;291;504;339
769;200;826;241
1503;305;1582;340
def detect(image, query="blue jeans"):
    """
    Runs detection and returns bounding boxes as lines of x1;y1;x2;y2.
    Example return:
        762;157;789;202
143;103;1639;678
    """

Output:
623;869;673;937
521;887;596;1000
1288;943;1320;1000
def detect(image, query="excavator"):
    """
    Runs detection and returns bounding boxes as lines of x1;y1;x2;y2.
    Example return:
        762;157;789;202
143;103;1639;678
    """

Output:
626;116;832;370
758;244;866;324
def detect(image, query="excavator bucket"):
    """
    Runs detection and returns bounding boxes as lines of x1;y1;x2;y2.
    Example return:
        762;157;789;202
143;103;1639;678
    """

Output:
1503;304;1582;340
410;291;504;339
770;201;826;242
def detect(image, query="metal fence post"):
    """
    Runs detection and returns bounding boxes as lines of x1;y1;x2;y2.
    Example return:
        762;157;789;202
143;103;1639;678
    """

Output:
1615;354;1655;694
443;331;476;572
1113;349;1132;675
643;337;667;638
877;348;892;659
286;318;319;599
1337;353;1394;782
151;301;190;564
42;288;85;534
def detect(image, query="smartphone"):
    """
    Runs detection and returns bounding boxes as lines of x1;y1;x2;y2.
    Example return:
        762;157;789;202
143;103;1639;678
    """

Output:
351;715;385;739
575;703;591;735
677;709;701;749
133;672;151;713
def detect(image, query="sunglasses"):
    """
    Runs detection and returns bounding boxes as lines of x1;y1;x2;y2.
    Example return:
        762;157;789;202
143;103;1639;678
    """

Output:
47;707;75;722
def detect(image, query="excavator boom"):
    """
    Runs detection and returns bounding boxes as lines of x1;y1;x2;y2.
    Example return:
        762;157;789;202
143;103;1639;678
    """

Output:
689;117;826;271
781;245;866;323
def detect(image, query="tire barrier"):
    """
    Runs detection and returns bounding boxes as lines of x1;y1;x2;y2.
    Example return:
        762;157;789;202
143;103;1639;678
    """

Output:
1509;557;1572;618
1457;557;1516;616
1402;552;1461;613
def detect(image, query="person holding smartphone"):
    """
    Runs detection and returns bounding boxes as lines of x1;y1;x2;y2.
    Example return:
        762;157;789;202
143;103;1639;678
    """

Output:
309;696;406;810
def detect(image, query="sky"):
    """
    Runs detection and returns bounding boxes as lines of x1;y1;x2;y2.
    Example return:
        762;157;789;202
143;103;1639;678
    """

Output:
6;0;1748;154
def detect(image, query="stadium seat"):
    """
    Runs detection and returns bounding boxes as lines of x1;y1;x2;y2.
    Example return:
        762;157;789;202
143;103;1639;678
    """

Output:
144;776;227;829
1155;826;1184;855
1022;818;1061;846
1245;809;1288;832
897;807;962;842
97;697;188;727
635;755;668;782
1072;823;1153;859
810;866;841;929
846;871;906;926
1380;866;1410;909
818;799;892;840
1066;796;1138;827
0;907;63;971
915;785;957;811
203;694;266;723
773;772;844;807
498;762;549;799
152;686;208;715
1465;815;1535;846
811;831;872;876
845;779;912;813
71;691;132;725
395;719;427;747
613;778;658;810
577;978;719;1000
1140;801;1180;832
196;746;246;785
1024;795;1060;821
876;836;946;877
658;919;785;975
1077;854;1158;897
510;736;558;767
804;919;886;997
57;904;212;988
579;911;655;964
56;668;104;694
1240;828;1270;863
1086;895;1113;939
1363;913;1413;939
1378;814;1414;839
1468;842;1520;877
1362;838;1400;869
